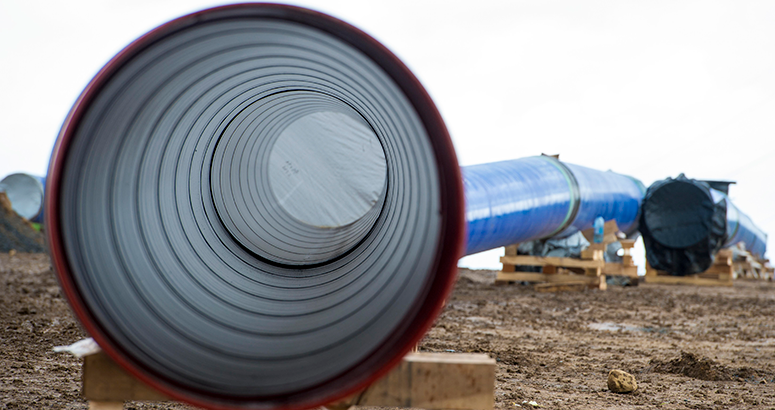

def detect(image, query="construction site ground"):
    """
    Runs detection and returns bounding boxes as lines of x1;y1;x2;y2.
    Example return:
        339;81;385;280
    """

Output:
2;253;774;410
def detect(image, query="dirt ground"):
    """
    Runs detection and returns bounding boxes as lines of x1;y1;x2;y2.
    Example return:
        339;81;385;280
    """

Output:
427;269;775;409
0;193;45;254
2;254;775;409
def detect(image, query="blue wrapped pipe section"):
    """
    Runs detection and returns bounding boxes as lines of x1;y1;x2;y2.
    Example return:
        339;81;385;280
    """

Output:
715;191;767;259
0;173;46;223
561;163;645;238
463;156;644;255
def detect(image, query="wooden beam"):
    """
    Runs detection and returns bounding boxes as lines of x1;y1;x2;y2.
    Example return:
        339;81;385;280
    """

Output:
533;281;589;292
500;255;603;269
88;403;123;410
504;244;519;256
82;351;495;410
581;220;620;243
642;274;733;287
580;245;604;261
704;265;733;275
82;352;169;402
331;353;495;410
601;263;638;277
496;272;600;284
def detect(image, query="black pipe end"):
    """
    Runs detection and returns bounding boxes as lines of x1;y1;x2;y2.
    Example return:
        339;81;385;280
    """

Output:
640;175;727;276
642;179;713;249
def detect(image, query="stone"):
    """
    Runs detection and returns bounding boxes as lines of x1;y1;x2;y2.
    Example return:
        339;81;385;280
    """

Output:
607;369;637;393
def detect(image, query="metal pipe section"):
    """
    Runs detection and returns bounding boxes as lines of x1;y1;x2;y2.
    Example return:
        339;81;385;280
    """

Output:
463;156;645;255
0;173;45;223
47;4;463;410
640;175;767;275
724;194;767;258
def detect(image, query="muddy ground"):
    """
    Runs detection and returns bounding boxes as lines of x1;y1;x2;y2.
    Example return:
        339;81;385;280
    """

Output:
1;254;774;409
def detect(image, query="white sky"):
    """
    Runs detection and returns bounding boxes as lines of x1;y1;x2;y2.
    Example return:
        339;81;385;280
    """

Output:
2;1;774;271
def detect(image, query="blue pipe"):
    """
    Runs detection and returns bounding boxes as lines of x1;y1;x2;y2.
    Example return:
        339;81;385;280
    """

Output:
463;156;645;255
713;190;767;258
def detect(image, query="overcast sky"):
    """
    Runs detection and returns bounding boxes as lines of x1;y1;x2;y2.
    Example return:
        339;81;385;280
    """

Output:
2;1;774;271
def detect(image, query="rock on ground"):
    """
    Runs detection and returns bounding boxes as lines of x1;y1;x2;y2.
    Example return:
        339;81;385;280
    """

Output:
608;369;638;393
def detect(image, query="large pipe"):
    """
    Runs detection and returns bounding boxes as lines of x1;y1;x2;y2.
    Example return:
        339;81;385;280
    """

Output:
463;157;644;255
640;174;767;275
0;173;45;223
47;5;463;410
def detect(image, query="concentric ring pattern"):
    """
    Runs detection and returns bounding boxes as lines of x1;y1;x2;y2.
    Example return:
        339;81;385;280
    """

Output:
211;90;388;266
48;5;464;409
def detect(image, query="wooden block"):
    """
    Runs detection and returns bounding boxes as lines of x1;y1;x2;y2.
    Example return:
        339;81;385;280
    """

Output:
329;353;495;410
580;245;604;260
534;281;588;292
585;243;605;252
642;274;734;287
717;273;732;282
584;266;603;277
83;352;169;402
499;255;604;269
541;265;557;274
504;245;519;256
705;265;733;275
602;263;638;277
501;264;516;273
579;249;593;260
596;275;607;290
620;240;635;249
84;352;494;410
555;267;574;275
88;402;123;410
495;272;600;284
715;250;733;265
581;220;620;243
602;233;618;244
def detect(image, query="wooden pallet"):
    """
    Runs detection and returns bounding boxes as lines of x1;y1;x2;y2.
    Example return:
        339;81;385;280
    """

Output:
602;239;638;278
580;221;638;279
495;246;607;290
760;261;775;281
82;350;495;410
643;249;734;286
494;220;639;290
732;247;773;281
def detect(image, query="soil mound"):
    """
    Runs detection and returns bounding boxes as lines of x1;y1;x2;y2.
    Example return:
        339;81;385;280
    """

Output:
651;351;774;382
0;192;46;253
